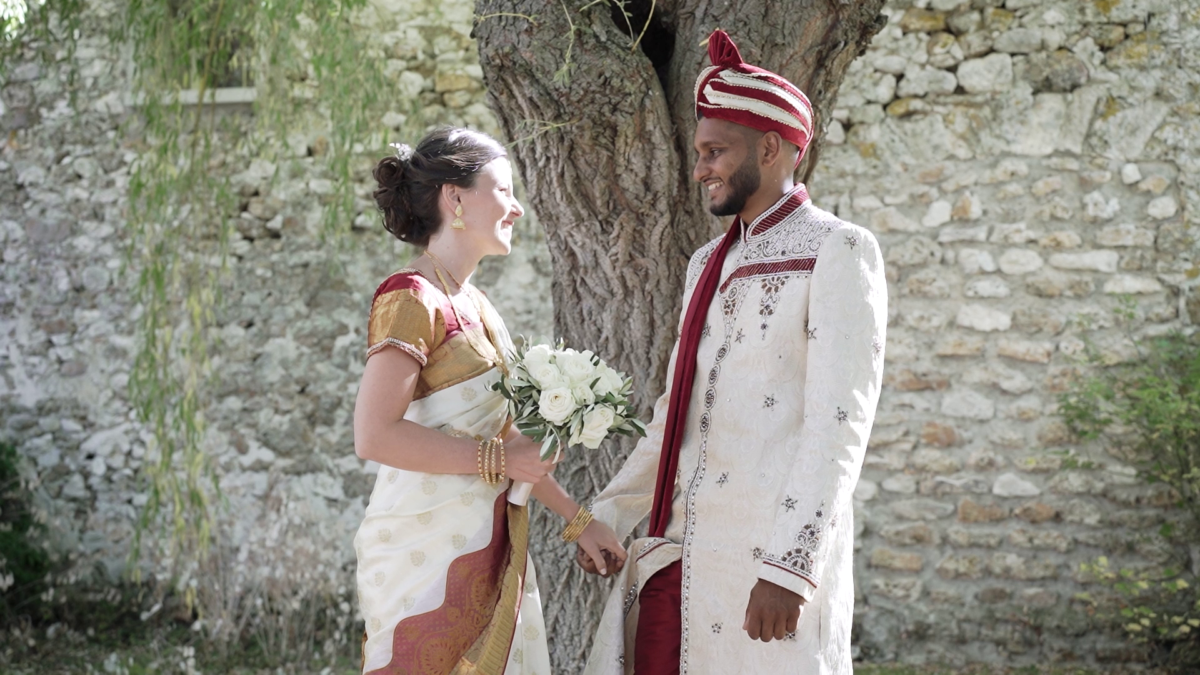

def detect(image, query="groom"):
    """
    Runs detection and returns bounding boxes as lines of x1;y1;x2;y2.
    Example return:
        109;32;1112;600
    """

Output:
579;30;888;674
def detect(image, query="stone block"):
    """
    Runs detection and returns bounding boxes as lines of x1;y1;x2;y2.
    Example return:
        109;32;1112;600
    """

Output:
990;222;1038;244
1003;395;1042;421
1008;529;1072;553
1048;250;1119;272
996;339;1054;364
886;368;950;392
936;553;985;579
1025;269;1095;298
903;268;954;298
941;389;995;420
964;277;1010;298
935;334;985;356
925;473;991;496
920;422;960;448
870;577;923;602
957;248;997;273
1013;307;1066;334
1036;229;1084;251
989;552;1059;580
886;236;942;266
1036;420;1071;445
967;449;1005;472
964;363;1033;395
1017;588;1060;609
957;53;1014;93
1083;191;1120;221
903;309;950;331
977;587;1010;604
1024;50;1089;93
922;200;953;228
886;97;931;118
911;448;962;474
870;206;921;233
993;473;1041;498
947;11;981;35
957;31;993;59
1047;471;1108;495
1014;501;1058;524
957;497;1009;523
880;522;940;547
893;498;957;520
1096;223;1155;247
998;248;1044;275
898;67;958;98
1120;163;1142;184
900;8;948;33
871;547;925;572
956;304;1012;332
1137;174;1170;195
951;192;982;221
994;28;1042;54
869;425;909;447
1030;176;1064;197
946;526;1005;549
1147;196;1178;220
1103;275;1163;294
882;474;918;494
940;224;988;242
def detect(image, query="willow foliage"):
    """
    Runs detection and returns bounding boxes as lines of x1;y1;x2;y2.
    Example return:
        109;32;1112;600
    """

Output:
4;0;392;569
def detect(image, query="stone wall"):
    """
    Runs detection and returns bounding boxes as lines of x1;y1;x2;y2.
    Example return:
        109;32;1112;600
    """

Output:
0;0;552;613
808;0;1199;665
2;0;1197;667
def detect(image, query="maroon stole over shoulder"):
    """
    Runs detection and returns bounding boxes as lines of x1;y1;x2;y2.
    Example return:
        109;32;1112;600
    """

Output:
647;185;810;538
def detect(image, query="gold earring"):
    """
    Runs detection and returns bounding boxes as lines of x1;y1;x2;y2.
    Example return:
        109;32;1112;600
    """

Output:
451;204;465;229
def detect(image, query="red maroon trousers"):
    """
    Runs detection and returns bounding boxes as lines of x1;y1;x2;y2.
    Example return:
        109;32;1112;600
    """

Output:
634;561;683;675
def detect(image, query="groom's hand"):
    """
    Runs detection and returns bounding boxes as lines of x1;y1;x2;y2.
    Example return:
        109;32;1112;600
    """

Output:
743;579;804;642
575;546;623;578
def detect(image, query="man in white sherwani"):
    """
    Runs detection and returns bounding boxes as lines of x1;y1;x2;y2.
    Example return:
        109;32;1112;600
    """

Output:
579;30;888;675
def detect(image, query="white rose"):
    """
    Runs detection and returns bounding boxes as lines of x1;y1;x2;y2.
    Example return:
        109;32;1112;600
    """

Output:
538;387;577;426
529;362;566;390
592;365;625;397
572;383;596;407
523;344;554;370
556;349;597;385
577;406;616;449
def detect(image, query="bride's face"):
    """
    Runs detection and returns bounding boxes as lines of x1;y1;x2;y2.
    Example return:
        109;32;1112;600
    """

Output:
453;158;524;257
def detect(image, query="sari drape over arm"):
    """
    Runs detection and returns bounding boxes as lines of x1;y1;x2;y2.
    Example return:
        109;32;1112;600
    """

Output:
356;271;550;675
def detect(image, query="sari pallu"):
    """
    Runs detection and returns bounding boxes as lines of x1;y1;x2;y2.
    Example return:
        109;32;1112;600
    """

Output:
356;272;550;675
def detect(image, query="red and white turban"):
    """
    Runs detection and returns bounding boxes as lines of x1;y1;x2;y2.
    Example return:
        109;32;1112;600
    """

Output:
694;30;815;164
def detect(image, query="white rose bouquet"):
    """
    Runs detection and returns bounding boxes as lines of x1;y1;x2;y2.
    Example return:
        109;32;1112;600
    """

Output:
492;339;646;505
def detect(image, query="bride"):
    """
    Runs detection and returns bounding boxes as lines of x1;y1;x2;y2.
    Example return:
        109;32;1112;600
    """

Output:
352;127;626;674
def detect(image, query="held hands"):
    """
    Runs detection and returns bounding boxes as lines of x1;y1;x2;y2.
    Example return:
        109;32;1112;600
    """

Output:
573;520;627;578
743;579;806;642
503;435;558;484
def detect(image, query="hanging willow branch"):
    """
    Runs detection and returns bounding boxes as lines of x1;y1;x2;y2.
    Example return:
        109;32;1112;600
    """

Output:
4;0;393;570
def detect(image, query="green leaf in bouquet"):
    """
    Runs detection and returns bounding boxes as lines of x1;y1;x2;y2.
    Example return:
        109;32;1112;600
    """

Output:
540;435;558;461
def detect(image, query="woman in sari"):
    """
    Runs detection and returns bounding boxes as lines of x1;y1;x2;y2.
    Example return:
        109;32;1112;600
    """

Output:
353;127;626;675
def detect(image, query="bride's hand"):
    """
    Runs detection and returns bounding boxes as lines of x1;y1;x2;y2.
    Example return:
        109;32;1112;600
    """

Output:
503;435;557;484
574;519;627;578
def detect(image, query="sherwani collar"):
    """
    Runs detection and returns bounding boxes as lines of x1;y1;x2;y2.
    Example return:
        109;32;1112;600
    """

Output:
741;183;811;240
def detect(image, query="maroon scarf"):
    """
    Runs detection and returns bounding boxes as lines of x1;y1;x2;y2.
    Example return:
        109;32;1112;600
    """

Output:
647;185;810;538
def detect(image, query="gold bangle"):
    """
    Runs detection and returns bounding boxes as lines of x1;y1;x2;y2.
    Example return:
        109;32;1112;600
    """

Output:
561;507;594;543
496;437;506;483
477;438;490;484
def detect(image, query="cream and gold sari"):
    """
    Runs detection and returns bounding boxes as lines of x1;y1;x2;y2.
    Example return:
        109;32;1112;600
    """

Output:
355;270;550;675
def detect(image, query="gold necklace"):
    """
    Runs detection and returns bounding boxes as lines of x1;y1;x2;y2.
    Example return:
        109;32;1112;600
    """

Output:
423;251;507;374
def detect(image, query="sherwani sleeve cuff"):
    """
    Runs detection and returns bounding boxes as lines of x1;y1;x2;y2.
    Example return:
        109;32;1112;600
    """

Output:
758;563;818;603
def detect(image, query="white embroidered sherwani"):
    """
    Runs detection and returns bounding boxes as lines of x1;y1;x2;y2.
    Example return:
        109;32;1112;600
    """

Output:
585;187;887;675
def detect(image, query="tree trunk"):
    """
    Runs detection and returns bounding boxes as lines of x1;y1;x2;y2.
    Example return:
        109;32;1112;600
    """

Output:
474;1;886;669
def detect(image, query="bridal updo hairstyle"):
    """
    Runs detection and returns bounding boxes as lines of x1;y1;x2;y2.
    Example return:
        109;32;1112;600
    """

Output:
372;127;508;247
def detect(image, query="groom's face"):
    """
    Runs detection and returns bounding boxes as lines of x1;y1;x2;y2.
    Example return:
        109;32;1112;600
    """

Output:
693;117;762;217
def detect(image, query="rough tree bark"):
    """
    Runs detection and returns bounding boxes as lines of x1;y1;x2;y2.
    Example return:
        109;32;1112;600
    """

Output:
473;1;886;670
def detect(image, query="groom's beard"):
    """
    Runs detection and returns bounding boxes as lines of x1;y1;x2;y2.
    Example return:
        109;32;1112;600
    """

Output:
709;155;762;217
